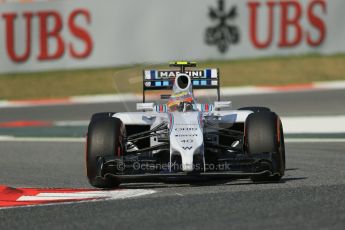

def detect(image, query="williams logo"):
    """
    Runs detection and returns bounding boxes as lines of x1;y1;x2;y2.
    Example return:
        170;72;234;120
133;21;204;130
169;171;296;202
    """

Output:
182;146;193;150
205;0;240;53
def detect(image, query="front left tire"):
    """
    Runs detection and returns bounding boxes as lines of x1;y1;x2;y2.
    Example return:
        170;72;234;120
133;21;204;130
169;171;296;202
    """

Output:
86;113;124;188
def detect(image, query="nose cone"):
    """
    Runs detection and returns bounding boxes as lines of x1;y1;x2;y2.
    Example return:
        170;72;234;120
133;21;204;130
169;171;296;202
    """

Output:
169;112;204;172
180;150;194;172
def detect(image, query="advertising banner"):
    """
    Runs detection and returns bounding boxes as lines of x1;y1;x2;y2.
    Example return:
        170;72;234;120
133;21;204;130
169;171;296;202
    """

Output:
0;0;343;73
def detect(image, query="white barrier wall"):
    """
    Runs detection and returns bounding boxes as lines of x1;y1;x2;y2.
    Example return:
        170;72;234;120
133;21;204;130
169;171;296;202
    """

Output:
0;0;343;73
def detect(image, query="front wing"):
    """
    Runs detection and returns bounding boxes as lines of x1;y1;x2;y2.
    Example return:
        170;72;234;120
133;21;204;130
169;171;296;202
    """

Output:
95;152;277;183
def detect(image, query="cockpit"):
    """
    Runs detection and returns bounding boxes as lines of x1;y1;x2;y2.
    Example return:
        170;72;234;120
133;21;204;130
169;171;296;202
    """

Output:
167;93;196;112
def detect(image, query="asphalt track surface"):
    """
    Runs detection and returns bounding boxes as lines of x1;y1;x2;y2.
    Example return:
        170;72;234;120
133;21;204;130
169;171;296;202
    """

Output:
0;89;345;229
0;141;344;229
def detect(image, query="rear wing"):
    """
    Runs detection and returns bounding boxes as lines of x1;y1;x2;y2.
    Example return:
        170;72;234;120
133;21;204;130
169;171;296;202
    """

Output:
142;67;220;102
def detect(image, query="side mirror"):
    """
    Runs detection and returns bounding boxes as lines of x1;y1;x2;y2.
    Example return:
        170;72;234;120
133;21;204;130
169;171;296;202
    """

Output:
214;101;232;110
136;103;154;111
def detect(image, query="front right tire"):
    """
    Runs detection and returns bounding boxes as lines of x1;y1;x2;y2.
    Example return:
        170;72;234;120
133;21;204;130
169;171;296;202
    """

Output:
244;111;285;182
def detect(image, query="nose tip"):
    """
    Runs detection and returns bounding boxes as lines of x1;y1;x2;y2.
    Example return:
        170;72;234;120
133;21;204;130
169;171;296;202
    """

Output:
182;163;194;172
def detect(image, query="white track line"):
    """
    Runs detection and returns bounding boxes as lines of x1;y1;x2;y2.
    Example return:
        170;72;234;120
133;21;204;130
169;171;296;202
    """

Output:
282;116;345;134
54;120;89;126
0;136;85;142
0;136;344;143
70;93;139;104
285;138;345;143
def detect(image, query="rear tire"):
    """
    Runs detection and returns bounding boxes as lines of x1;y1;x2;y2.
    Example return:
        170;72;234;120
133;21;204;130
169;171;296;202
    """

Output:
244;112;285;182
239;106;271;113
91;112;116;120
86;113;124;188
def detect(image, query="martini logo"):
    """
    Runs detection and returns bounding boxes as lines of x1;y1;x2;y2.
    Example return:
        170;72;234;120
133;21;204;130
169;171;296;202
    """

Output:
205;0;240;53
158;71;205;78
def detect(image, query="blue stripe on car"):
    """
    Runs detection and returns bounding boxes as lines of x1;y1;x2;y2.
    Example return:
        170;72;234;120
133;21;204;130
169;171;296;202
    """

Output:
206;69;211;85
150;70;156;79
206;69;211;78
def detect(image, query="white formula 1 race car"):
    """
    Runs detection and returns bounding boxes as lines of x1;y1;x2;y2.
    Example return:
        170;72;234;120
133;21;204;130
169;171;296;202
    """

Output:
86;62;285;188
